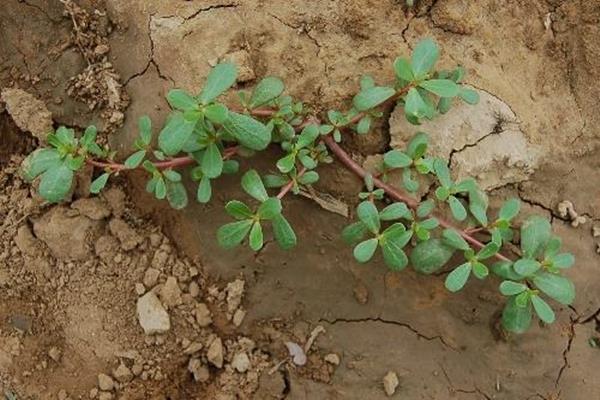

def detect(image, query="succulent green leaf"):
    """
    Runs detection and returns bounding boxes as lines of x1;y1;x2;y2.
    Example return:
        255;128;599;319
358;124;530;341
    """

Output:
442;229;470;251
544;236;562;258
272;214;296;250
419;79;459;97
448;195;467;221
196;175;212;203
241;169;268;202
250;77;285;108
379;202;410;221
204;103;229;124
88;172;110;195
264;174;289;188
201;143;223;178
499;281;528;296
166;181;188;209
39;163;73;203
411;38;439;78
296;124;320;148
406;132;429;159
158;112;197;156
356;116;371;135
222;160;239;174
258;197;282;220
433;158;452;187
353;86;395;112
445;262;472;292
531;295;556;324
276;153;296;174
468;187;489;226
224;112;271;151
459;87;479;104
502;296;532;334
533;272;575;305
342;221;369;245
383;150;412;169
21;148;62;182
154;178;167;200
199;62;237;104
550;253;575;269
298;171;319;185
514;258;541;276
139;115;152;145
410;239;455;274
167;89;198;111
381;238;409;271
472;261;489;279
225;200;253;220
393;57;414;82
499;198;520;221
357;201;380;234
491;261;523;281
249;222;264;251
419;217;439;230
353;238;379;263
521;215;551;258
217;219;253;249
477;242;499;260
163;169;182;182
124;150;146;169
404;88;429;122
417;199;435;218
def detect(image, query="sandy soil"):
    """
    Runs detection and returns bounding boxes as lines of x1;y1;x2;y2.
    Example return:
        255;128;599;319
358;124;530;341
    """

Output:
1;0;599;399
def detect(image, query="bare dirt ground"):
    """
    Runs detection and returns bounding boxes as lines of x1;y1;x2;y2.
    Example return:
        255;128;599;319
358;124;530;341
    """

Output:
1;0;600;399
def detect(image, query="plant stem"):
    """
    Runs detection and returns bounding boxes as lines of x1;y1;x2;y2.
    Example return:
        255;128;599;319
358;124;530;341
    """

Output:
277;167;307;199
322;135;512;263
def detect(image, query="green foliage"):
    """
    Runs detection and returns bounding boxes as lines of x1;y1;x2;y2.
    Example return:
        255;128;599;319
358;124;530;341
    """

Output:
20;38;575;336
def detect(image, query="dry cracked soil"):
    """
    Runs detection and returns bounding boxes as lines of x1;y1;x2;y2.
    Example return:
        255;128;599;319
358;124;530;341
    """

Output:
1;0;600;399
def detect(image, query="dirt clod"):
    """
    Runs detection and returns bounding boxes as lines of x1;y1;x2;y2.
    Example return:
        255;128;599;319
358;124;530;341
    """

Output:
188;358;210;382
195;303;212;327
207;337;224;368
232;352;251;373
97;373;114;391
159;276;182;308
1;88;53;141
112;363;133;383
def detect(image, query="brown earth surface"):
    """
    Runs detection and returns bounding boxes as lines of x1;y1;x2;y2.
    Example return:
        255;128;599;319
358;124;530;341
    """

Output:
1;0;600;399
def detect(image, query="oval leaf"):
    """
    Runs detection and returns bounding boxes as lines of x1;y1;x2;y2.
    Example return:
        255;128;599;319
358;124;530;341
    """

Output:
353;86;396;112
353;238;378;263
272;214;297;250
199;62;237;104
224;112;271;151
533;272;575;305
445;263;472;292
410;239;455;274
250;77;285;108
217;220;253;249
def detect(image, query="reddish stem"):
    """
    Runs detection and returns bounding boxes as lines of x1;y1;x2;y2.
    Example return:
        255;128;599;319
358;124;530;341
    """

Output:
277;167;307;199
322;135;512;263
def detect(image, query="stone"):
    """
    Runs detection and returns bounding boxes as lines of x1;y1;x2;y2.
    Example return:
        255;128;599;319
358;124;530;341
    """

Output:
232;308;246;327
48;347;62;362
324;353;340;365
109;218;142;251
195;303;212;327
207;337;224;368
135;283;146;295
231;352;250;373
1;88;53;141
159;276;182;308
188;358;210;382
183;342;203;355
97;373;114;391
143;268;160;288
113;363;133;383
226;279;245;313
383;371;399;396
71;198;111;220
98;392;114;400
188;281;200;297
33;206;102;260
136;292;170;335
389;87;539;190
223;50;255;82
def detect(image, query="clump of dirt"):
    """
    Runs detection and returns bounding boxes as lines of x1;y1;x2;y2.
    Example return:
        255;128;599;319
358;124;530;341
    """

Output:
1;88;53;142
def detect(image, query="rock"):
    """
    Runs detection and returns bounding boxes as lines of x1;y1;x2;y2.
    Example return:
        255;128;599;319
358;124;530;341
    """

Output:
231;352;250;373
183;341;203;355
97;373;114;391
136;292;170;335
159;276;182;308
188;281;200;297
226;279;245;313
324;353;340;365
389;87;539;190
71;198;111;220
188;358;210;382
109;218;142;251
232;308;246;327
33;206;102;260
223;50;255;82
151;249;169;270
143;268;160;288
207;337;224;368
57;389;69;400
94;235;120;262
113;363;133;383
383;371;399;396
48;347;62;362
98;392;114;400
195;303;212;327
593;225;600;238
134;283;146;295
1;88;53;141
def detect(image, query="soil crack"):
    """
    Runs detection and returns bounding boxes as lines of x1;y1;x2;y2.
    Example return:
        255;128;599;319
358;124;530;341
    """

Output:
185;2;239;21
267;13;322;57
555;315;577;387
319;316;456;350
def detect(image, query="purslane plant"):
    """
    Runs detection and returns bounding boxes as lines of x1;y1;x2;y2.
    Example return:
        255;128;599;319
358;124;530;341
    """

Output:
21;38;575;334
